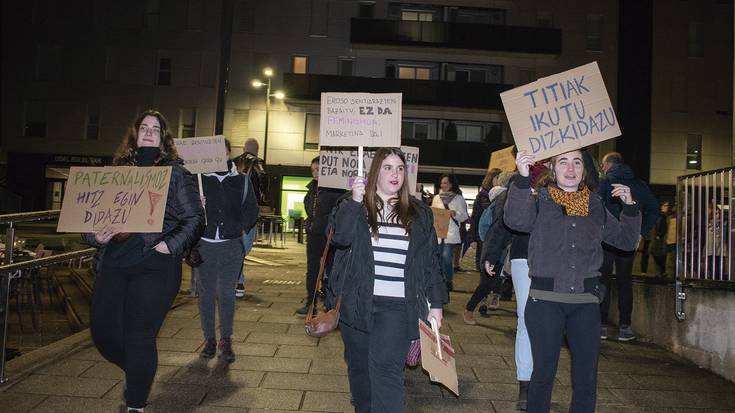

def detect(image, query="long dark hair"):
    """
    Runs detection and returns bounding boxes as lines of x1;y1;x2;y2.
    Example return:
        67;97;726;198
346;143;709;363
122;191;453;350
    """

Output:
364;148;418;238
439;173;462;195
112;110;178;166
548;147;598;192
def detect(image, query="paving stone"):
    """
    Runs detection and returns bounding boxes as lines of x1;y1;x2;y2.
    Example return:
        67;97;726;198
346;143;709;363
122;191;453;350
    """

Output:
246;332;319;346
230;342;278;357
170;366;264;387
301;391;354;412
0;392;47;413
275;344;343;359
228;355;311;373
67;346;106;362
232;312;264;322
261;372;349;392
204;387;303;410
408;395;493;413
36;359;95;377
7;374;118;398
28;395;122;412
309;359;349;376
456;381;517;401
145;382;209;407
473;367;518;384
454;354;508;369
459;343;515;357
610;388;735;409
258;314;305;324
80;361;179;382
157;326;182;338
156;350;202;366
156;337;205;352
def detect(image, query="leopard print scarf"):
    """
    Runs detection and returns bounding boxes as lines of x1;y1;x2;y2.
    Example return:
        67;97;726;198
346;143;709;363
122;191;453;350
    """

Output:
548;186;591;217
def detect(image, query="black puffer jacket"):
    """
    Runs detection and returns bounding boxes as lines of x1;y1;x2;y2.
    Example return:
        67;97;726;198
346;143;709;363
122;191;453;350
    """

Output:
83;157;205;261
326;196;447;338
598;163;658;237
468;190;492;243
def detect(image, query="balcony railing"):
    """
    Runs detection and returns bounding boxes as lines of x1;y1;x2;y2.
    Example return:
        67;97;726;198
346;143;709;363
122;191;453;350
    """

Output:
283;73;512;110
350;18;562;55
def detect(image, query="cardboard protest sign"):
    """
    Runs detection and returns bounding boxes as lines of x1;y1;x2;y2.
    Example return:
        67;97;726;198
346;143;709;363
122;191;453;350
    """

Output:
431;207;452;239
488;145;516;172
319;92;402;147
174;135;228;174
419;319;458;396
500;62;621;160
57;166;172;233
318;146;419;191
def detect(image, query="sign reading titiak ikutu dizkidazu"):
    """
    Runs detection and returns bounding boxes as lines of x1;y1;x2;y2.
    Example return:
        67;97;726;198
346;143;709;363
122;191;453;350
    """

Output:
56;166;172;233
500;62;621;160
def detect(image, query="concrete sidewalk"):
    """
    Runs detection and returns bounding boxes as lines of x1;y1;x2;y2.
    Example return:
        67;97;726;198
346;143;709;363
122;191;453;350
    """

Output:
1;243;734;412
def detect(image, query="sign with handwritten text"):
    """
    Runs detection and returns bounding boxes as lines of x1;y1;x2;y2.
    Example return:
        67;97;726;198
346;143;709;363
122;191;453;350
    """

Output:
174;135;228;174
500;62;621;160
318;146;419;192
319;92;402;147
57;166;172;233
488;146;516;172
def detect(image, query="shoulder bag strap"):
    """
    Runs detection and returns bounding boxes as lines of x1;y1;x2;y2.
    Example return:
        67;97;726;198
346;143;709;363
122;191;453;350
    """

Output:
305;228;336;322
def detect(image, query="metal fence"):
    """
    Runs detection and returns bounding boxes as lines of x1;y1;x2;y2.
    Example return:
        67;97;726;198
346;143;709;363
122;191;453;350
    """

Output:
0;210;95;384
675;166;734;320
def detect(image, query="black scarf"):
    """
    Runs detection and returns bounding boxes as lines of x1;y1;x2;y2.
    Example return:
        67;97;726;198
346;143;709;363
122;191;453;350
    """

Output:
136;147;161;166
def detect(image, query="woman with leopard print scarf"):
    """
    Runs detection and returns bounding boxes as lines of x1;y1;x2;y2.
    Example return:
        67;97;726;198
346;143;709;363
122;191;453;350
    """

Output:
503;148;641;413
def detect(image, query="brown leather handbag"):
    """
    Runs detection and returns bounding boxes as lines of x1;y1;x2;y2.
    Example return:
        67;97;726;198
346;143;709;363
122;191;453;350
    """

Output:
304;229;342;337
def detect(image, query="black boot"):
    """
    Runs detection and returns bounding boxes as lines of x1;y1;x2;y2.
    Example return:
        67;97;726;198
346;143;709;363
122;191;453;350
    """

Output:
516;380;529;410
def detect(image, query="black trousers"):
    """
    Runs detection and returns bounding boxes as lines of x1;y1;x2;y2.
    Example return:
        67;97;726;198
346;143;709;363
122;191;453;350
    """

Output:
466;264;503;311
526;298;600;413
340;298;411;413
91;252;181;409
305;231;327;304
599;245;634;326
640;239;651;273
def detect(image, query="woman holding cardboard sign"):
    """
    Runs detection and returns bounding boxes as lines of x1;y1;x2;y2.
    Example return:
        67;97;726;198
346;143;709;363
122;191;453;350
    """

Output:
430;174;469;292
326;148;447;413
83;110;204;413
504;148;640;413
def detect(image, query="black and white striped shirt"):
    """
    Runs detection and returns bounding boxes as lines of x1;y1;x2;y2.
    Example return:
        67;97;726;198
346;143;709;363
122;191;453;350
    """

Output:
372;222;410;299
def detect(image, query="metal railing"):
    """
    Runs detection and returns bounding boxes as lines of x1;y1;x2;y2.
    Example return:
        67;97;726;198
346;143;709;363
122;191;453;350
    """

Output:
675;167;733;320
0;209;93;384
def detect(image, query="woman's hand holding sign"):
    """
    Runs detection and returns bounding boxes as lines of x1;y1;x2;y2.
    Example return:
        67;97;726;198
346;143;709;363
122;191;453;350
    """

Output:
351;178;366;203
515;151;535;177
94;226;118;245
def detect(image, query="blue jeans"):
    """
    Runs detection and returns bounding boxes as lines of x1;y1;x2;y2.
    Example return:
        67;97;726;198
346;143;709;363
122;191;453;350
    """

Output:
510;258;532;381
441;242;456;282
237;227;257;285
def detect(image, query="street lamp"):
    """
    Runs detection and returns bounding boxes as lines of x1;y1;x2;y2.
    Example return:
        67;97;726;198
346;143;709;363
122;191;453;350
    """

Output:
251;67;285;163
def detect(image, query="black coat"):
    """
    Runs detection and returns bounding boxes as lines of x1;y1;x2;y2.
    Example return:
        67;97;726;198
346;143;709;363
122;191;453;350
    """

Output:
598;163;659;237
468;190;492;243
326;196;447;338
83;158;205;261
304;180;346;235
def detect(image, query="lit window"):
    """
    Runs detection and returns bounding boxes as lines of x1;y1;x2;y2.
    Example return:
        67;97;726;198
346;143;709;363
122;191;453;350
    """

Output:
398;66;431;80
293;56;308;74
686;134;702;170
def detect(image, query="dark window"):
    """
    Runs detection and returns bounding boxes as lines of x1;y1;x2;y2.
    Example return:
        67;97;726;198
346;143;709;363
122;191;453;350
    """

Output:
686;134;702;170
234;0;255;32
338;58;354;76
310;0;329;36
359;2;375;18
158;57;171;85
585;15;603;52
86;105;100;140
24;101;47;137
186;0;203;31
688;22;703;58
304;114;320;149
180;108;196;138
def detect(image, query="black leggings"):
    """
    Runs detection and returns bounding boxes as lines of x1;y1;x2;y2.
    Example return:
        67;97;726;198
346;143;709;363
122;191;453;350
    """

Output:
91;251;181;409
466;264;503;312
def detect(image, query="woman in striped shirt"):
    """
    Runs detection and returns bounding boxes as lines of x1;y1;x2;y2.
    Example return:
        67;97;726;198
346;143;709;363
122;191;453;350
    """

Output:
327;147;447;413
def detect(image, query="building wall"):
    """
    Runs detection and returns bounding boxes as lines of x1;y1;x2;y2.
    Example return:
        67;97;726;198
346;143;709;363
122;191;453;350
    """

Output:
650;0;733;185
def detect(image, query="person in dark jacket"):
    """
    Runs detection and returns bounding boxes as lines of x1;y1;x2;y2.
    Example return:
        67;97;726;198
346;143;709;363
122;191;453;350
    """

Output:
84;110;205;413
464;171;514;325
506;148;641;413
597;152;659;342
296;156;346;316
468;168;502;270
196;140;259;362
327;148;447;413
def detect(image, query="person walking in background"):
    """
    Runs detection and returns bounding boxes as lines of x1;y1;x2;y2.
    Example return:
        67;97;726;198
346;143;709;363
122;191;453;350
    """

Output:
196;140;259;362
597;152;659;342
665;204;678;278
327;148;446;413
468;168;502;271
431;174;468;292
506;148;641;413
296;156;345;316
465;171;514;325
650;201;672;277
233;138;267;297
84;110;205;412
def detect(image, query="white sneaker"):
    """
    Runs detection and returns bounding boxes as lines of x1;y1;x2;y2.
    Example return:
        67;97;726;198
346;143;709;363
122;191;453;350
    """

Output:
235;283;245;298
